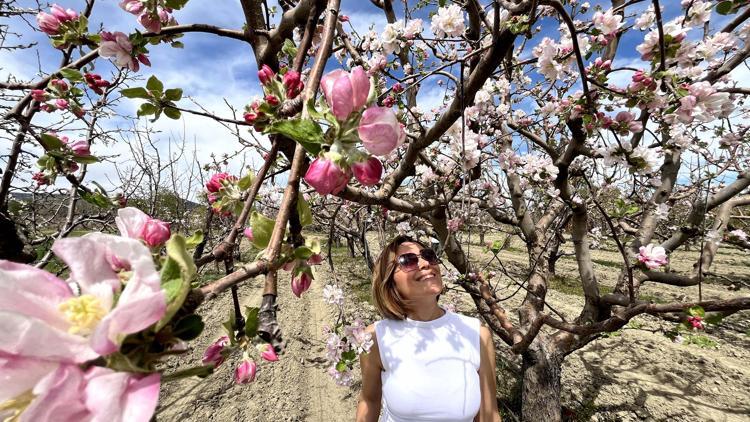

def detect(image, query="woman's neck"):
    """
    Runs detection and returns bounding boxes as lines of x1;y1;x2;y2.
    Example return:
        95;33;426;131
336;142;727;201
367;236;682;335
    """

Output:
406;301;444;322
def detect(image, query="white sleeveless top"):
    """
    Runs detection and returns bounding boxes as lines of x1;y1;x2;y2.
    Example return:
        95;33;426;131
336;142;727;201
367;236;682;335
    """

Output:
374;310;481;422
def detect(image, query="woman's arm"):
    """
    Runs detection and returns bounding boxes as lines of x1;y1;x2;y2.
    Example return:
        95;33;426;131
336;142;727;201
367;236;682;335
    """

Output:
476;325;502;422
356;324;383;422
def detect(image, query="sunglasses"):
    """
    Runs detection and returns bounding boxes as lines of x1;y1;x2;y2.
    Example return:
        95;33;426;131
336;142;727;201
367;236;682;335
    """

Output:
395;248;440;272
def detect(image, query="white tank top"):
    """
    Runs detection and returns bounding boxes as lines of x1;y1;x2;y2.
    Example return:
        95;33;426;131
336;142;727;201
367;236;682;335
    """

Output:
374;309;481;422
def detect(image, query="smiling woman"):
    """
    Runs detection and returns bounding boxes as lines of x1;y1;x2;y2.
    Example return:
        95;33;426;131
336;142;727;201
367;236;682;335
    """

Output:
356;236;501;422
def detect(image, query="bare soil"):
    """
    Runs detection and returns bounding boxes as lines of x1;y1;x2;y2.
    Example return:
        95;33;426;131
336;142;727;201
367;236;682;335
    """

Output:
157;236;750;422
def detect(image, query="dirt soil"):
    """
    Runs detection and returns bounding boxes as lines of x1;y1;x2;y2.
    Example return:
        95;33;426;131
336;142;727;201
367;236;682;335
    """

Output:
157;236;750;422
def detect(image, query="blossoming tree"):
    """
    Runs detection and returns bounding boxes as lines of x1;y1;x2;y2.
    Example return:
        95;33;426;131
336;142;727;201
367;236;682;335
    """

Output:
2;0;750;421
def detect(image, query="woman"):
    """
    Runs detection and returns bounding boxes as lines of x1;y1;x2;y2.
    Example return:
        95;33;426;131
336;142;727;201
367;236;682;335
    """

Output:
356;236;501;422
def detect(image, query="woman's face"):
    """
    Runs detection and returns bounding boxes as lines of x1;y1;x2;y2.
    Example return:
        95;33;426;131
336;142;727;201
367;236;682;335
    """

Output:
391;242;443;301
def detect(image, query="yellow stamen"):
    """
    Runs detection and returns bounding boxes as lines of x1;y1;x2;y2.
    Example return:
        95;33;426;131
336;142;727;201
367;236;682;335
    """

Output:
58;294;106;336
0;390;35;422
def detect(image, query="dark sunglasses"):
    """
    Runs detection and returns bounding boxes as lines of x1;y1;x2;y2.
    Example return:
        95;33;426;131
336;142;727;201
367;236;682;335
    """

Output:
395;248;440;272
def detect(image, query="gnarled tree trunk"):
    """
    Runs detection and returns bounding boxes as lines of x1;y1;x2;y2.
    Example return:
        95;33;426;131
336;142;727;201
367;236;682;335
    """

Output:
521;338;563;422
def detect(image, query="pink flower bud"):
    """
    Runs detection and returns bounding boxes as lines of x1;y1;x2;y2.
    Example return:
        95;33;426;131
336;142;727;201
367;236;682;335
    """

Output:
32;172;52;186
137;54;151;67
202;336;229;367
265;94;280;107
687;316;704;330
243;227;254;241
68;140;90;156
138;12;161;33
205;172;234;193
382;96;396;107
36;12;61;35
351;156;383;186
50;4;77;22
320;67;369;120
234;357;257;384
307;254;323;265
291;272;312;298
283;71;304;99
55;98;69;110
258;343;279;362
119;0;145;15
339;15;350;22
304;156;351;195
392;83;403;93
358;106;403;156
139;217;170;247
31;89;47;102
258;64;275;86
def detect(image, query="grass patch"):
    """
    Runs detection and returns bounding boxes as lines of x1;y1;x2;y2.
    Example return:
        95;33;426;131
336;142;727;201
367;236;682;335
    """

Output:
639;293;667;304
548;275;613;297
591;258;621;269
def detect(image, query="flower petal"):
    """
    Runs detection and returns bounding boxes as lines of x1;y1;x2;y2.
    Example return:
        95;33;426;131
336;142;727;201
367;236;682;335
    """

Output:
0;311;98;363
52;237;120;293
84;367;160;422
0;261;71;328
0;352;59;403
22;364;90;422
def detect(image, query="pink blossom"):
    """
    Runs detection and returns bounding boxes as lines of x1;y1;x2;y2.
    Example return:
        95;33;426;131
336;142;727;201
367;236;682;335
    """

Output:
50;4;78;22
265;94;280;107
36;12;61;35
304;156;351;195
202;336;229;367
592;9;623;36
320;67;369;120
119;0;145;15
307;253;323;265
351;156;383;186
447;217;463;232
140;218;170;248
67;139;90;156
357;106;404;156
637;243;668;269
31;89;48;102
283;70;304;99
32;171;52;186
291;272;312;298
258;64;275;86
138;12;162;33
99;31;138;71
687;316;704;330
137;53;151;67
205;172;235;193
12;364;160;422
243;227;254;241
234;357;257;384
259;343;279;362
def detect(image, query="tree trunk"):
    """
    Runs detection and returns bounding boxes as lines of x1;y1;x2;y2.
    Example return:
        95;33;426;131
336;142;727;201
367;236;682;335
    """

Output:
521;342;563;422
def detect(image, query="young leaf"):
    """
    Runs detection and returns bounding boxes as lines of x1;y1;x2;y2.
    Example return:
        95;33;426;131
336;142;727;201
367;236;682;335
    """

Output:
163;106;181;120
238;172;255;191
185;230;204;248
146;75;164;95
264;119;324;155
70;154;100;164
155;234;197;330
297;193;313;226
244;306;260;338
59;68;83;82
164;88;183;101
138;102;159;117
120;87;150;99
40;133;65;151
687;305;705;318
250;211;275;248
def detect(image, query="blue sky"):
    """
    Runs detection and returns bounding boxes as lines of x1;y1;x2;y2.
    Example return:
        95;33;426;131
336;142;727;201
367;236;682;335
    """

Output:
0;1;744;198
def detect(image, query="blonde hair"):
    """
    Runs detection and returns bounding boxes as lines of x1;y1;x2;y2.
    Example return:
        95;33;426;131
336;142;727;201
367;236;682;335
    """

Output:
371;235;428;320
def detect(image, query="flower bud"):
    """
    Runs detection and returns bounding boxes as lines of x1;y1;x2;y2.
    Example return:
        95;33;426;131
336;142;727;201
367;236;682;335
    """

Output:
291;272;313;298
320;67;369;120
358;106;403;156
205;172;234;193
258;343;279;362
243;227;254;241
36;12;61;35
68;140;90;156
202;336;229;367
55;98;69;110
31;89;48;102
234;355;257;384
258;64;275;86
304;155;351;195
351;156;383;186
283;71;304;99
139;217;170;247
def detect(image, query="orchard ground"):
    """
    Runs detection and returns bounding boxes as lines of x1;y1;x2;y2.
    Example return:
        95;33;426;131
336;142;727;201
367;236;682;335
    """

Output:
157;234;750;422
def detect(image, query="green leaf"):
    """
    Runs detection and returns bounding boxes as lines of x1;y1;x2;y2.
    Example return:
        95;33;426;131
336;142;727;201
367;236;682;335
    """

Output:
687;305;705;318
244;306;260;338
716;1;734;15
264;119;324;156
185;230;204;248
238;172;255;191
171;41;185;48
293;246;313;260
138;102;159;117
335;360;348;372
71;155;99;164
297;194;313;226
281;38;298;59
120;87;151;99
163;106;181;120
78;189;112;208
222;307;237;345
341;349;356;362
155;234;197;330
40;133;65;151
165;0;189;9
146;75;164;95
249;211;275;249
306;238;321;254
59;68;83;82
164;88;183;101
173;314;205;341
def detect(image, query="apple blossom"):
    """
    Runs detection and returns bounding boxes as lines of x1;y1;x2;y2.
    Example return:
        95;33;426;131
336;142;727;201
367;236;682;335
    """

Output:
304;155;351;195
235;355;257;384
638;244;668;270
322;284;344;306
430;4;465;38
291;272;312;298
320;67;369;120
591;9;622;37
36;12;61;35
357;106;404;156
687;316;704;330
205;172;235;193
139;217;170;248
258;64;274;86
50;4;78;22
258;343;279;362
351;156;383;186
99;31;139;71
114;207;170;248
243;227;254;241
202;336;229;367
119;0;145;15
282;71;304;99
67;140;91;157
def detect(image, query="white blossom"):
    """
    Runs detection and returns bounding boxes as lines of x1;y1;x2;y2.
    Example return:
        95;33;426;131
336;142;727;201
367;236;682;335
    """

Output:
430;4;465;37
